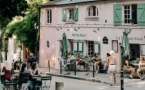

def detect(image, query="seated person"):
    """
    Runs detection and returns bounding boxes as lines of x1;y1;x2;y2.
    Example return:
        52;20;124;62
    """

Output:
93;53;102;73
2;61;15;81
137;56;145;80
76;54;87;69
11;61;20;74
28;62;42;90
70;53;76;63
2;66;12;81
124;55;135;79
18;63;29;89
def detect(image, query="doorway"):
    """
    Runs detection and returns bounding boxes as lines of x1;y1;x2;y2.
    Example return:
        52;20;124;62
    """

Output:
130;44;140;60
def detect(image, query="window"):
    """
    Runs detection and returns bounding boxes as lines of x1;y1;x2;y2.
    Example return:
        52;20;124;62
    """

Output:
47;10;52;23
114;3;145;26
87;41;100;56
67;9;74;20
62;8;78;22
88;41;94;56
123;4;137;24
73;40;84;56
88;6;98;17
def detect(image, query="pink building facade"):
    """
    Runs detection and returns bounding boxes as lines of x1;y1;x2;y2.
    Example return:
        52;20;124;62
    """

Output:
39;0;145;68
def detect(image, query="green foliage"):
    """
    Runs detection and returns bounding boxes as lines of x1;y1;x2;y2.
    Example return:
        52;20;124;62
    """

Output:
0;0;28;28
4;0;47;53
3;0;49;53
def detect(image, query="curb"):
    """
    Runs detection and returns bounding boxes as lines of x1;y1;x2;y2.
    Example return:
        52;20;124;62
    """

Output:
46;73;111;85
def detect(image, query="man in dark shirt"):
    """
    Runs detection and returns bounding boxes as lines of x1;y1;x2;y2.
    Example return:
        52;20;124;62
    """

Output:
27;53;37;68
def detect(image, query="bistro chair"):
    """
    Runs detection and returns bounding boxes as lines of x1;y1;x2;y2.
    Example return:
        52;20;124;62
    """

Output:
35;75;52;90
19;72;29;90
3;80;18;90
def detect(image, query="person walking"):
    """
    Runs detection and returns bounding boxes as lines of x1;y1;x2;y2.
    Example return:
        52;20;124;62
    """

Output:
106;51;118;86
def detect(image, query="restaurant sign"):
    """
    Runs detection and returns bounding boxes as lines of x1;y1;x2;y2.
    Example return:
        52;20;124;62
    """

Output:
116;36;143;41
72;34;87;37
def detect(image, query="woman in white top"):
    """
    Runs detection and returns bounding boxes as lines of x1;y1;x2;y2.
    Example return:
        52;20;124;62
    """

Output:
28;62;42;90
106;51;118;86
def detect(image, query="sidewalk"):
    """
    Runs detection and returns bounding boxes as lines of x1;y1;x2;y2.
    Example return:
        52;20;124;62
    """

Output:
39;68;140;85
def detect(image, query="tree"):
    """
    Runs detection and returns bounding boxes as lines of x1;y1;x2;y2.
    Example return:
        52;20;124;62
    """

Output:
4;0;48;54
0;0;28;28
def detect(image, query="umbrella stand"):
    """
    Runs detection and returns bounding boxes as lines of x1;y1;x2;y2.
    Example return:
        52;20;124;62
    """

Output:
120;46;125;90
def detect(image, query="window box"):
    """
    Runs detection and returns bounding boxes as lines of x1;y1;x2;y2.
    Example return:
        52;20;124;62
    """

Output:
85;16;99;21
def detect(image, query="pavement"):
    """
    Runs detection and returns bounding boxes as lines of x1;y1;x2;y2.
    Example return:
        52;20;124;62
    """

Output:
39;68;144;85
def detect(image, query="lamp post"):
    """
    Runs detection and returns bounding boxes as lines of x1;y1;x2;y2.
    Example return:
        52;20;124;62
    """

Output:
34;23;39;58
4;38;8;61
0;29;3;89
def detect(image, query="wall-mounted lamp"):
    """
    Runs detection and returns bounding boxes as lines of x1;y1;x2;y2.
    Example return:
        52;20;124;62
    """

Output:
97;28;100;31
74;29;78;31
67;29;69;31
93;30;97;33
34;23;39;30
78;27;80;29
46;41;49;48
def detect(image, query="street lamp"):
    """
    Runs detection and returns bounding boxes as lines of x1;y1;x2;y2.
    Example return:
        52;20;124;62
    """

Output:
4;37;8;61
34;23;39;58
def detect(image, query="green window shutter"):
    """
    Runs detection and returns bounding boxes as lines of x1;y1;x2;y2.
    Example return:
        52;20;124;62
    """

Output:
73;8;78;21
137;3;145;26
94;41;100;55
62;8;66;21
114;4;122;26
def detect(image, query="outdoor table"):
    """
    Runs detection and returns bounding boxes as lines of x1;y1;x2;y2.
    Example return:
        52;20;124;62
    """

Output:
12;73;19;77
130;63;139;70
32;75;50;80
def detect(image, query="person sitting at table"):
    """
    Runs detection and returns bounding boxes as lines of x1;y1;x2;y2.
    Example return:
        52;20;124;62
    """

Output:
2;61;15;81
76;54;88;70
137;56;145;80
124;55;135;79
2;66;12;81
28;62;42;90
18;63;29;89
93;53;102;73
11;61;20;74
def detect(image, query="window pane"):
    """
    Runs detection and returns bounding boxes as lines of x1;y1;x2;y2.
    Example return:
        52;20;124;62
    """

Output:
47;10;52;23
50;10;52;23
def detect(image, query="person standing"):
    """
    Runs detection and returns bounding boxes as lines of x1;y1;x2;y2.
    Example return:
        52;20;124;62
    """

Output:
106;51;118;86
27;53;37;69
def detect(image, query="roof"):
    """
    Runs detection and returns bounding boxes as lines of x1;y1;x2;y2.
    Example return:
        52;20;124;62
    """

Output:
41;0;101;7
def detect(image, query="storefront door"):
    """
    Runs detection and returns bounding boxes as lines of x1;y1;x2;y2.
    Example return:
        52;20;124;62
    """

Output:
130;44;140;61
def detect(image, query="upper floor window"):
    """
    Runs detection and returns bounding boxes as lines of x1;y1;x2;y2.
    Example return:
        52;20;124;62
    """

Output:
62;8;78;22
68;8;74;20
47;10;52;24
124;4;137;24
88;6;98;17
114;3;145;26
